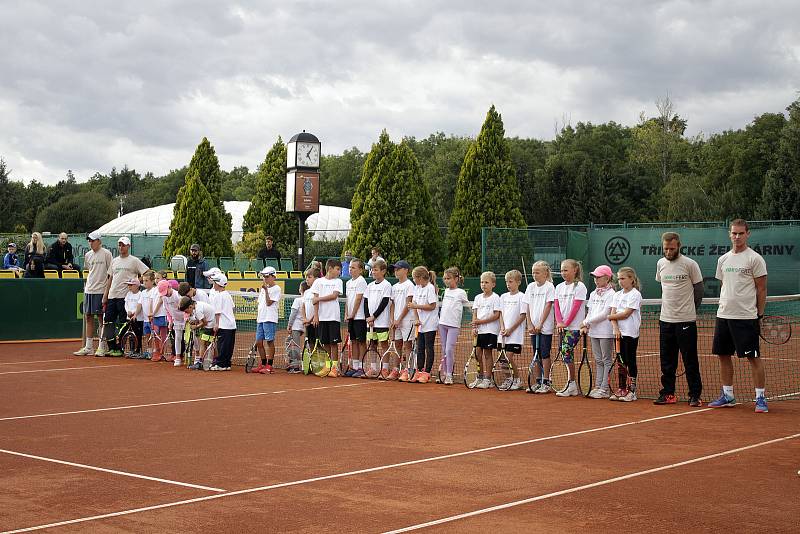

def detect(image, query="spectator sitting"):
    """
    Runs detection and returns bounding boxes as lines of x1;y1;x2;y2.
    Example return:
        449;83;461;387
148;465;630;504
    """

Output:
185;243;211;289
3;242;23;273
45;232;77;272
257;236;281;266
24;232;46;278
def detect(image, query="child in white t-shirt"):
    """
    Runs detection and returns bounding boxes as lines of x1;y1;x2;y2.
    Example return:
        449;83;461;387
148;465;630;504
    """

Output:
470;271;502;389
525;260;556;393
580;265;617;398
406;266;438;383
252;267;282;374
286;281;308;373
312;259;344;376
607;267;643;402
344;258;367;377
124;278;144;357
390;260;415;380
438;266;468;385
499;270;526;391
364;259;393;378
554;259;587;397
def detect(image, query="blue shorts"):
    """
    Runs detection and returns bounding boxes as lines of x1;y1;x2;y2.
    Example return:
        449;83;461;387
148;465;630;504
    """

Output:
143;322;152;335
530;333;553;360
256;321;277;342
152;316;168;328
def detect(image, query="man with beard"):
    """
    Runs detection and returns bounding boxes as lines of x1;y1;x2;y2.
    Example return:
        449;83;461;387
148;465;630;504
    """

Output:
185;243;211;289
654;231;704;407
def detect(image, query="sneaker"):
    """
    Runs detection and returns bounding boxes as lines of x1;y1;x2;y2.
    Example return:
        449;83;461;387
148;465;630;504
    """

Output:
344;368;357;377
417;372;431;384
409;371;422;383
263;364;274;374
398;369;410;382
589;388;610;399
209;364;222;371
379;368;390;380
328;366;340;378
444;374;453;385
189;361;203;370
351;369;365;378
287;366;302;374
609;388;626;401
219;366;231;371
619;390;638;402
93;347;108;357
509;377;522;391
754;396;769;413
556;381;580;397
387;369;400;380
536;383;552;394
475;378;491;389
654;394;677;405
143;351;151;360
708;390;737;408
468;377;481;388
173;358;182;367
73;347;93;356
498;377;514;390
251;364;267;374
108;350;123;357
688;396;702;407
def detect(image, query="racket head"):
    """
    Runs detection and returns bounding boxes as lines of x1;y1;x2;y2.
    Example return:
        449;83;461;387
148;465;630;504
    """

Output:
612;336;629;391
492;348;514;391
202;339;216;371
163;331;174;358
464;347;480;389
549;357;570;393
577;334;592;396
245;341;258;373
339;333;351;373
407;326;420;379
310;340;331;376
380;342;401;380
302;339;312;374
362;346;381;379
759;315;792;345
122;332;137;358
528;334;543;390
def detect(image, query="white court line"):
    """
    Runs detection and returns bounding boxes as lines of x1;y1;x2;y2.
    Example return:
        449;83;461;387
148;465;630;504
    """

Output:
1;409;712;533
0;449;225;493
0;382;370;422
0;365;126;376
0;359;71;366
384;432;800;533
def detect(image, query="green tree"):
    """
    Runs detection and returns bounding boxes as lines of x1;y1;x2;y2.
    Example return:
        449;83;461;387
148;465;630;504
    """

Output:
447;106;525;275
33;192;117;233
189;137;223;203
345;131;395;255
507;137;550;225
757;100;800;219
241;137;298;256
319;147;366;208
221;166;256;201
163;169;233;258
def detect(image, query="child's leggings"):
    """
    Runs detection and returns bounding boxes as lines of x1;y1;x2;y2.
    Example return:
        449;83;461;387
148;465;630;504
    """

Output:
438;324;459;375
621;335;639;388
173;324;186;356
416;330;437;373
591;337;613;390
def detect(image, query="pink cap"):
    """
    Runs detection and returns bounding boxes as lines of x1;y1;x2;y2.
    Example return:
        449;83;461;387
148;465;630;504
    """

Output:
157;279;170;296
591;265;614;278
168;279;179;289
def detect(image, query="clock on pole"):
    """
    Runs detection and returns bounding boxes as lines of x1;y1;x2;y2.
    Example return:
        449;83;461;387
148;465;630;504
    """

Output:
286;131;321;271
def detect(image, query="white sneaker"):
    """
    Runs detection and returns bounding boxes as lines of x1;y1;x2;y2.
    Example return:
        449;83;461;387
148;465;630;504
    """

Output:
589;387;610;399
499;377;514;390
536;383;552;394
468;377;481;388
173;358;182;367
556;381;580;397
93;346;108;357
509;377;522;391
209;364;221;371
73;347;93;356
619;390;638;402
444;374;453;385
476;378;491;389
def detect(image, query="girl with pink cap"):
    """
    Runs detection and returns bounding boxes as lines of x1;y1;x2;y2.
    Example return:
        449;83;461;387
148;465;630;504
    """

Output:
580;265;616;398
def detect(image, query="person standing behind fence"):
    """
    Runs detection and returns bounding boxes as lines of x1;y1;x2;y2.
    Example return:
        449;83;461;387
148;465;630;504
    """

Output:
654;232;704;407
74;232;113;355
185;244;211;289
101;237;148;357
708;219;769;413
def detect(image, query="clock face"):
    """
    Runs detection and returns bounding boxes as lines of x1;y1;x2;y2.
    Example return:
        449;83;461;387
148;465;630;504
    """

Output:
297;142;320;167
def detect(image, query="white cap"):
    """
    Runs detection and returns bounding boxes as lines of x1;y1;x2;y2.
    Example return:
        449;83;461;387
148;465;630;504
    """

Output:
260;266;277;277
87;231;102;241
202;267;222;277
117;236;131;246
211;273;228;287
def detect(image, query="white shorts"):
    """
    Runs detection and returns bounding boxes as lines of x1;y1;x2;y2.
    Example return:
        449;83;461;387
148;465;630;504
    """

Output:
393;321;414;342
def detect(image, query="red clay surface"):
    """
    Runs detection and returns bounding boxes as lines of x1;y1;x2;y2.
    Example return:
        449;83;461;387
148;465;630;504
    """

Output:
1;342;798;533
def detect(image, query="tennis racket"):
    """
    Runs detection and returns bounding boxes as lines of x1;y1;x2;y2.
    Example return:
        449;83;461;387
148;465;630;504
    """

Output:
380;334;401;380
492;338;515;391
184;328;197;368
245;340;258;373
406;325;419;381
759;315;792;345
284;333;301;371
202;337;217;371
302;337;313;375
362;325;381;379
527;333;544;393
121;326;138;359
609;335;630;396
548;331;571;394
309;338;332;377
436;358;445;384
577;333;593;397
464;334;481;389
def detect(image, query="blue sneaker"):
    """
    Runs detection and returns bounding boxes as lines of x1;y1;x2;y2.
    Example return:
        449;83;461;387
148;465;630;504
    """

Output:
708;390;736;408
343;368;356;377
351;369;365;378
754;396;769;413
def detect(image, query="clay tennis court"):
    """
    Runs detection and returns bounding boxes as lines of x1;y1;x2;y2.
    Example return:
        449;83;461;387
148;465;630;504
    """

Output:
1;341;798;533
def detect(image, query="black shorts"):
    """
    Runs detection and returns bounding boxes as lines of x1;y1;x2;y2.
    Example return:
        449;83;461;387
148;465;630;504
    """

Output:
305;324;317;345
502;343;522;354
83;293;104;315
318;321;342;345
477;333;498;349
347;319;367;342
712;317;760;358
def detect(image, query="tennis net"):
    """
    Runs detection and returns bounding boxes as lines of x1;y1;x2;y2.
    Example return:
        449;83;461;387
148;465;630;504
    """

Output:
228;291;799;402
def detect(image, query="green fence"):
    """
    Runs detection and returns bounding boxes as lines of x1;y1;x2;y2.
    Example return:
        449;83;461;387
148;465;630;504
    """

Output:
0;279;84;341
1;233;168;266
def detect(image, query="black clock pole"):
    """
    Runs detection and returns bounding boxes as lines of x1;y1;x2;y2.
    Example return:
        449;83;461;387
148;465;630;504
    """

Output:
297;212;310;272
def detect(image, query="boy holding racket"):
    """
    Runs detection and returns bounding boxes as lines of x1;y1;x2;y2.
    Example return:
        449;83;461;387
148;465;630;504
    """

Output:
470;271;502;389
364;259;393;378
312;259;343;377
344;258;368;377
252;266;282;374
180;296;216;370
390;260;415;381
499;270;526;390
708;219;769;413
526;260;556;393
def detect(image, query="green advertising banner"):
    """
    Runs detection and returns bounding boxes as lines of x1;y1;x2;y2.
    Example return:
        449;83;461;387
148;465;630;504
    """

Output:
589;227;800;298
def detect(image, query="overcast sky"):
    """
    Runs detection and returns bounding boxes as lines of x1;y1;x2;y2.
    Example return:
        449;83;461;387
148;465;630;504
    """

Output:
2;0;799;185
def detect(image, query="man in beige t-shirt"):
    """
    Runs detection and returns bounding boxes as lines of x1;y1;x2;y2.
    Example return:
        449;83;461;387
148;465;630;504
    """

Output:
709;219;768;413
654;232;704;406
74;231;113;356
101;237;148;357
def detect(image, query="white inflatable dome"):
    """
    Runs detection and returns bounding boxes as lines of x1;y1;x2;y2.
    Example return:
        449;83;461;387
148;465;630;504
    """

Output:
95;202;351;242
